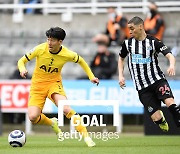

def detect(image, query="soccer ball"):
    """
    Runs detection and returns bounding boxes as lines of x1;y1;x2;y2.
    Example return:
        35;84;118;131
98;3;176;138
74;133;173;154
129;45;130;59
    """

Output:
8;130;26;147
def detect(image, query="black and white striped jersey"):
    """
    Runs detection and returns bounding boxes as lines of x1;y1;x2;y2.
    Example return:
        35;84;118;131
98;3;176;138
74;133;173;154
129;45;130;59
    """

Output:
119;35;171;91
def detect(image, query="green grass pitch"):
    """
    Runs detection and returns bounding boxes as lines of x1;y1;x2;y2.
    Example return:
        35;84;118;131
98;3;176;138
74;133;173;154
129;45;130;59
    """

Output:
0;134;180;154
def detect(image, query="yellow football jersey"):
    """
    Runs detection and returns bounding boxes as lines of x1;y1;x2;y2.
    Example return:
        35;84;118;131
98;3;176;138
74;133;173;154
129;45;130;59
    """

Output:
18;42;95;83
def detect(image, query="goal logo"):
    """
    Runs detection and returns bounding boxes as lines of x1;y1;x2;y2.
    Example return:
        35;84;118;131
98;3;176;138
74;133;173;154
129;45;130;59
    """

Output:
58;100;120;127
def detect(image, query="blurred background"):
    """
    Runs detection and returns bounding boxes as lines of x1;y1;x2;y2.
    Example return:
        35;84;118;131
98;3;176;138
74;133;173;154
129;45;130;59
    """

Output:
0;0;180;136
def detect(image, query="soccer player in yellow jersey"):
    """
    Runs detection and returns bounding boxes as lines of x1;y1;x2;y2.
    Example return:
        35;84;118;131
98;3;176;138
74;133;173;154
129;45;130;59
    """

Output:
18;27;99;147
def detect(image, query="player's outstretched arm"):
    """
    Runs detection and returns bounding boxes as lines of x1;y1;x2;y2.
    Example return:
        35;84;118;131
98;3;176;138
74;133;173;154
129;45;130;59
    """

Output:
118;57;126;89
165;53;176;76
77;56;99;85
17;46;38;78
17;56;29;78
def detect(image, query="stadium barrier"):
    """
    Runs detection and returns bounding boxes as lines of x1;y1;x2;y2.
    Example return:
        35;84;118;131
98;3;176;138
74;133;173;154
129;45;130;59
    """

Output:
0;0;180;15
0;80;180;134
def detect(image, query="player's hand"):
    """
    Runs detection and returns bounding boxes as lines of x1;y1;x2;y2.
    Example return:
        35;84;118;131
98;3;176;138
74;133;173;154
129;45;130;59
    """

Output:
91;77;99;86
119;76;126;89
20;70;28;79
167;65;175;76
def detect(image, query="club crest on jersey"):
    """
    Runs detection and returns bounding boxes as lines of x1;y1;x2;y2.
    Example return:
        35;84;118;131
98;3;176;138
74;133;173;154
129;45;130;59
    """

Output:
39;65;58;73
148;106;153;113
147;46;152;51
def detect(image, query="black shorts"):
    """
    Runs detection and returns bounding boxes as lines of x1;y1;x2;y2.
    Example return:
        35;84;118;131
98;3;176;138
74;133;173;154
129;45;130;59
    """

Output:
138;79;174;116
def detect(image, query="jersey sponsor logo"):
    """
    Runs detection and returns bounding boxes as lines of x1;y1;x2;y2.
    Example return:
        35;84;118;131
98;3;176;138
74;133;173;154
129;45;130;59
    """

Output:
39;65;58;73
131;54;152;64
160;46;167;52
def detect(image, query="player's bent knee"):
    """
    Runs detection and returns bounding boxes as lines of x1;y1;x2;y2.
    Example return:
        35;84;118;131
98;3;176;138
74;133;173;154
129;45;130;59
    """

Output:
28;106;42;123
28;114;39;123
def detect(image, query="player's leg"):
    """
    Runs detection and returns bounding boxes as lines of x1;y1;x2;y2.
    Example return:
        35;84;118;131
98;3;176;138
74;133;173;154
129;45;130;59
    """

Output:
164;98;180;127
51;94;88;137
150;110;162;121
156;79;180;127
28;93;54;126
51;93;95;147
29;83;55;126
28;105;62;138
28;106;52;125
29;84;63;140
138;87;169;131
150;110;169;132
28;90;61;133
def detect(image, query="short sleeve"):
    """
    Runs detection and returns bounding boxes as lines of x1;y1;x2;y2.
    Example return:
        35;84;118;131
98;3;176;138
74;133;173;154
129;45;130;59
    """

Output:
154;38;171;56
119;41;129;58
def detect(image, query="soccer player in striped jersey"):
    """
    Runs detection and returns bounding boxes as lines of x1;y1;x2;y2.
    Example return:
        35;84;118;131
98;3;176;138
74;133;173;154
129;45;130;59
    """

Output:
18;27;99;147
118;16;180;131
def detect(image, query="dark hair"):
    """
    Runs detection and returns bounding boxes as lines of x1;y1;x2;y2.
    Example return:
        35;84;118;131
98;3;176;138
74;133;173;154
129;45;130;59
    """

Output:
97;41;108;47
128;16;144;25
46;27;66;40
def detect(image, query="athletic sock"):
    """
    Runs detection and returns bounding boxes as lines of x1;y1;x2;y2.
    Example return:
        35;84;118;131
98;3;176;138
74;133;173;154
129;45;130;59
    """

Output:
66;109;89;138
154;117;166;125
168;104;180;127
32;113;52;126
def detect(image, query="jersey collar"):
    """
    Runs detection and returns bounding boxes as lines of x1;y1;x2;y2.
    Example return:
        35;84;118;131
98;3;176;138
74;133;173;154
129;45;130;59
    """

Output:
49;46;62;54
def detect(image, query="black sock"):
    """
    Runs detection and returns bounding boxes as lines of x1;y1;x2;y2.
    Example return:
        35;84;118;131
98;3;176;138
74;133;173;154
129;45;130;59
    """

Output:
168;104;180;127
154;117;165;125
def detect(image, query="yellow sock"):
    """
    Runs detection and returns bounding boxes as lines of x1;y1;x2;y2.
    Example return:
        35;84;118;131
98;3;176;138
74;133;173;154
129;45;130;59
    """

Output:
32;113;52;126
66;109;89;138
66;109;76;119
